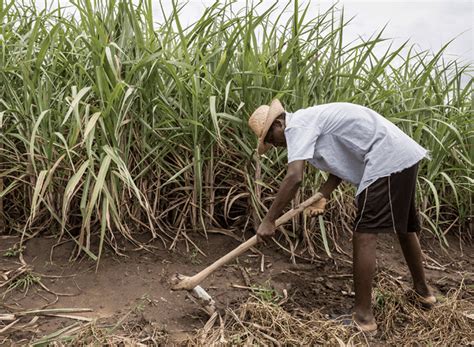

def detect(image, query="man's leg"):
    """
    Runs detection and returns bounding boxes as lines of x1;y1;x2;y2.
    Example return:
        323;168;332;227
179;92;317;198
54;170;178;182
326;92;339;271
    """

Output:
353;232;378;329
397;232;433;298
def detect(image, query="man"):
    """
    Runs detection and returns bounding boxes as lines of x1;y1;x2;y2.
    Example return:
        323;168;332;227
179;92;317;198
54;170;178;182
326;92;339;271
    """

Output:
248;99;436;333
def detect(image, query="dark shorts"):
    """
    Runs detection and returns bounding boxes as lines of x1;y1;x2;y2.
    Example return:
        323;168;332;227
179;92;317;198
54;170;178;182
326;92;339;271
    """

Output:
354;163;421;234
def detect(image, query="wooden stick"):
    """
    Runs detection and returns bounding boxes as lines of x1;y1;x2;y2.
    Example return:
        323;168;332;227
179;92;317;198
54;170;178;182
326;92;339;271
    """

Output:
172;193;323;291
44;313;94;322
17;308;93;316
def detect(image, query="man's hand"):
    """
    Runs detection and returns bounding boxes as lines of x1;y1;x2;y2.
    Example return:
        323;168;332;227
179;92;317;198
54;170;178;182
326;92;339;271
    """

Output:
304;197;327;217
256;219;276;243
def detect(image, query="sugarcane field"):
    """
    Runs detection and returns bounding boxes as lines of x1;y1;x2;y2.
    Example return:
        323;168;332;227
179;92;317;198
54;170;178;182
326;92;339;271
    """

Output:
0;0;473;345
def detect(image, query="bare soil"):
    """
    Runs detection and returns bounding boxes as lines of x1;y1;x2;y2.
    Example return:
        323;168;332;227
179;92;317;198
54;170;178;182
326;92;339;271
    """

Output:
1;230;473;345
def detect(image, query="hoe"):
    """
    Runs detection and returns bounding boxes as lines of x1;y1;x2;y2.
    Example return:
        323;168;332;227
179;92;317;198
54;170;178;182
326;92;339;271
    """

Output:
170;192;323;315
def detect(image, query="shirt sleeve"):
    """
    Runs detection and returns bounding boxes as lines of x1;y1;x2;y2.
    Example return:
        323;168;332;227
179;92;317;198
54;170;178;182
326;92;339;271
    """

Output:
285;126;319;163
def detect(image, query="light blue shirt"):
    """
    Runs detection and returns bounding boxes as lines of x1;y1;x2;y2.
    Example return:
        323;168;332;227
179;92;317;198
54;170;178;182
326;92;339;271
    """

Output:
284;102;429;196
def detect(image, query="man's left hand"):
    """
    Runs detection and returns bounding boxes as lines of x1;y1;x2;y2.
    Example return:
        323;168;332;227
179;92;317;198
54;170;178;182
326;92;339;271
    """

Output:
304;197;327;217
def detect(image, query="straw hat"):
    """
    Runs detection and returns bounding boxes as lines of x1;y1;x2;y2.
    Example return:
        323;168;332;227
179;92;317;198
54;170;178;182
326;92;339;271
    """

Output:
248;99;285;155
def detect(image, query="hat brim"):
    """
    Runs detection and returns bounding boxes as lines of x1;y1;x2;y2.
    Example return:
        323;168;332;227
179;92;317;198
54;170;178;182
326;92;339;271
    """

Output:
257;99;285;155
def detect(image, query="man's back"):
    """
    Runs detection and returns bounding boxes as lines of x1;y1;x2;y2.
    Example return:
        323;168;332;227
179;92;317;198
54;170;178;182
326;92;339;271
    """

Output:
284;102;428;195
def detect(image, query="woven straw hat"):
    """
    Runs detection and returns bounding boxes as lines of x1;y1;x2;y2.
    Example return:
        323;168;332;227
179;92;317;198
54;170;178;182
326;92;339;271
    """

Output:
248;99;285;155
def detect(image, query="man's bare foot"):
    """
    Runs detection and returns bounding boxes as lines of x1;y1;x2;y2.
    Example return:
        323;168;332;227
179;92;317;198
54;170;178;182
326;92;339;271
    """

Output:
332;313;378;335
353;312;378;333
406;286;437;309
415;292;437;308
413;284;437;308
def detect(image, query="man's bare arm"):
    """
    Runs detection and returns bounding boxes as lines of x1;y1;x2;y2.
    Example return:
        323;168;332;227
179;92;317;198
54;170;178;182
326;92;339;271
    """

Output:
319;174;342;199
263;160;305;223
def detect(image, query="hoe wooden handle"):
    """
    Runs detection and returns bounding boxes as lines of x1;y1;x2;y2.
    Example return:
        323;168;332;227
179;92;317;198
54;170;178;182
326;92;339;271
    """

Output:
173;193;323;290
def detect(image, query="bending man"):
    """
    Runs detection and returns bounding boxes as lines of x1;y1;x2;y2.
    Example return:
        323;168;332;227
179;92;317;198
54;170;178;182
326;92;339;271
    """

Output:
248;99;436;333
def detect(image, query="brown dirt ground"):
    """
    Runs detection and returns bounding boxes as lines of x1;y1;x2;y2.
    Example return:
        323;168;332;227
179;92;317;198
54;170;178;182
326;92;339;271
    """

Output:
0;230;473;345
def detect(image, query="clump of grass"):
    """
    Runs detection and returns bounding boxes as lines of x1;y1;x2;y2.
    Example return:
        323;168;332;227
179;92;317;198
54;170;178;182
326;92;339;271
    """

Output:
250;282;282;304
3;272;41;298
189;249;202;265
0;0;471;260
373;274;474;344
3;244;25;257
29;309;169;346
191;296;357;345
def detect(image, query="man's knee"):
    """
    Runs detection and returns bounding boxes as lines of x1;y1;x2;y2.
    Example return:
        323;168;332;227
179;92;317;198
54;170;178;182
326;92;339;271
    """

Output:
354;231;378;241
353;232;378;249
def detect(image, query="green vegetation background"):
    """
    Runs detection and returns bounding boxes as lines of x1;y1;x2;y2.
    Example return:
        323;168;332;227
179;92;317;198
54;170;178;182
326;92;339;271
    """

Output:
0;0;472;262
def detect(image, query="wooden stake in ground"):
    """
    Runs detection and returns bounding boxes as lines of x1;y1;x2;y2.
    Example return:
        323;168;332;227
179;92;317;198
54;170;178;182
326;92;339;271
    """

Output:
170;193;323;314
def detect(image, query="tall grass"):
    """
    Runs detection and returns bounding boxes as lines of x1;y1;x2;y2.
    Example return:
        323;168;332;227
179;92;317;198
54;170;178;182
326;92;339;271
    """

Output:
0;0;472;260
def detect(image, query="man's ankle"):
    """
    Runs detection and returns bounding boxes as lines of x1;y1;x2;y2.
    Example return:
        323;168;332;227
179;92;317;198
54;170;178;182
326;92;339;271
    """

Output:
353;310;375;324
414;283;432;298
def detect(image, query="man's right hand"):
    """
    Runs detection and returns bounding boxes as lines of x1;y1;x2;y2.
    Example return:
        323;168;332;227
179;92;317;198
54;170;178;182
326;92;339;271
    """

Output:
256;219;276;243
